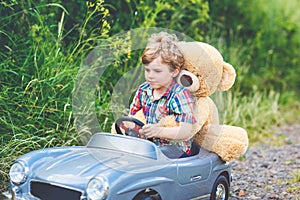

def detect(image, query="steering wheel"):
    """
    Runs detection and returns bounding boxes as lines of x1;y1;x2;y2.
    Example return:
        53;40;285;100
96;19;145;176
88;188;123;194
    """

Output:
115;116;145;138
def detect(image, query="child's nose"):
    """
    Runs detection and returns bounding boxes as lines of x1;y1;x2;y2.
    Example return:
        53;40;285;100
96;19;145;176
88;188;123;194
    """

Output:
147;71;154;78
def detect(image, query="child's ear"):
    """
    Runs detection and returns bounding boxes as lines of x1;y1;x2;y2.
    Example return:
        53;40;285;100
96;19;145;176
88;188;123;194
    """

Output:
172;68;180;77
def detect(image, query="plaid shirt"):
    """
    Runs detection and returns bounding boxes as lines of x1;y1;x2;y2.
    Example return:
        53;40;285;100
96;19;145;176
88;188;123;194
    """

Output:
129;80;196;154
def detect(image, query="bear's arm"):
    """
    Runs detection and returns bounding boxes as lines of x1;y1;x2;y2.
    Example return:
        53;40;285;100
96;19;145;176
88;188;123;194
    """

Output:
192;97;213;132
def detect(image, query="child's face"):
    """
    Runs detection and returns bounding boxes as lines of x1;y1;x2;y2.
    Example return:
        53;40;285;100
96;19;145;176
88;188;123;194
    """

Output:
144;56;179;92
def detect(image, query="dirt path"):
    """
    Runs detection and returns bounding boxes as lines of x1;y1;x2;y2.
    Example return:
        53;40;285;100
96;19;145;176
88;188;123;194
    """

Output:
230;124;300;199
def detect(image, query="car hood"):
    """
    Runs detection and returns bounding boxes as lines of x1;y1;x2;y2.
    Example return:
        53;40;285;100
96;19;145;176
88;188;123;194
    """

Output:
31;147;165;187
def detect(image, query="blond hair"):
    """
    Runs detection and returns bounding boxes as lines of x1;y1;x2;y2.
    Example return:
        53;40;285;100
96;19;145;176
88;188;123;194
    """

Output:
141;32;184;72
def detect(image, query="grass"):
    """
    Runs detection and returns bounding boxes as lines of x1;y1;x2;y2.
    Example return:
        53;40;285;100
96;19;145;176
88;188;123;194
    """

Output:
0;0;114;191
213;86;287;146
211;39;300;146
287;170;300;194
290;170;300;183
276;170;300;196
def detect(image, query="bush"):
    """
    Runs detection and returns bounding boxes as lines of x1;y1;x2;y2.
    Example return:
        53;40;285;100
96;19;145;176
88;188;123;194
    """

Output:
208;0;300;96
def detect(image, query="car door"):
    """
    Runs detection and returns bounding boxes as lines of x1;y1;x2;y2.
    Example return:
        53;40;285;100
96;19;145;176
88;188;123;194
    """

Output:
176;155;213;199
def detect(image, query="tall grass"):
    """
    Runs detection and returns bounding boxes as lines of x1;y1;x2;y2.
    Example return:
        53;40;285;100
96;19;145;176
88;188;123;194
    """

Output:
211;41;298;144
211;44;285;143
0;0;112;191
214;90;282;144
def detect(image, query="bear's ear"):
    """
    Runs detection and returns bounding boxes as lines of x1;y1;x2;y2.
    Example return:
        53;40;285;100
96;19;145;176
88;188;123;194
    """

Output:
217;62;236;91
176;70;200;92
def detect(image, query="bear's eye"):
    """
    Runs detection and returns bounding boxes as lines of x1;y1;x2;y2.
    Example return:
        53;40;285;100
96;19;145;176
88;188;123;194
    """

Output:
180;74;193;87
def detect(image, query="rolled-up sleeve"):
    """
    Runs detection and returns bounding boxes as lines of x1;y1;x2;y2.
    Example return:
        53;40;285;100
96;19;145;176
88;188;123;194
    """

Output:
129;88;143;115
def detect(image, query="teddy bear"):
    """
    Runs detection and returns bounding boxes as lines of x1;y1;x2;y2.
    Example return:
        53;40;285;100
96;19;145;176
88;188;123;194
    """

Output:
130;41;248;162
176;41;248;161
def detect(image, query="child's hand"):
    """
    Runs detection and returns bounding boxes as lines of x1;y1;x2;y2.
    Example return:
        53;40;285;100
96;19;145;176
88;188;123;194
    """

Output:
139;124;162;138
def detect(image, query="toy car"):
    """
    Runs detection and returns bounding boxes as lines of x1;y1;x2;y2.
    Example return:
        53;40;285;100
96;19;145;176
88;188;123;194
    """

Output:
2;117;231;200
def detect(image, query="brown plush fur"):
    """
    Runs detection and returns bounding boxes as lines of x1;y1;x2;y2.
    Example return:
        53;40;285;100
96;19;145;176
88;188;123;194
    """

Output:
178;42;248;161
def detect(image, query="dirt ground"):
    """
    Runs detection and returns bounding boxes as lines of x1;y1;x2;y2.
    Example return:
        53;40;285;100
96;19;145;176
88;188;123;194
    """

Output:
230;124;300;199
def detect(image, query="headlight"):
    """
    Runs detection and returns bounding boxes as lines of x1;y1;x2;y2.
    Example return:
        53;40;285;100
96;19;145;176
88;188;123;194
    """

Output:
9;161;28;185
87;176;109;200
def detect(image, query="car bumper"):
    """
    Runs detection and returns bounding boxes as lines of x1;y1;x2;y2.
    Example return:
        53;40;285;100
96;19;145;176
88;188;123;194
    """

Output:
2;191;40;200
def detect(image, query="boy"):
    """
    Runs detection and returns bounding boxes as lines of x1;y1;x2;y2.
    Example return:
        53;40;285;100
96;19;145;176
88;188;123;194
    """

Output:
130;32;196;156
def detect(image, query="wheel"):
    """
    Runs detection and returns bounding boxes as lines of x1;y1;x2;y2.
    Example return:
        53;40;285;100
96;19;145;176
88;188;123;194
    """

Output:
133;190;161;200
134;193;155;200
115;116;144;138
210;175;229;200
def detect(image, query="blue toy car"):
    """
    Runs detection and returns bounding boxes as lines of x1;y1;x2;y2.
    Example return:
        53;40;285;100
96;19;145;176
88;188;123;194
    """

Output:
2;117;231;200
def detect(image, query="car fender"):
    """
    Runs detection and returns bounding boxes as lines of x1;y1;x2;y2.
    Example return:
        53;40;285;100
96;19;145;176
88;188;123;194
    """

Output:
212;162;231;174
211;162;232;187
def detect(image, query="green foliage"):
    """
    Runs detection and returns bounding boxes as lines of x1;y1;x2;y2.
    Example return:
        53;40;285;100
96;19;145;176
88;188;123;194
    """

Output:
214;89;282;144
108;0;209;40
0;0;112;190
208;0;300;95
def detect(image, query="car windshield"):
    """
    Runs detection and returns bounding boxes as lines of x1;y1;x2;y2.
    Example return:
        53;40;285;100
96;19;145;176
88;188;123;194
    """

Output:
87;133;158;159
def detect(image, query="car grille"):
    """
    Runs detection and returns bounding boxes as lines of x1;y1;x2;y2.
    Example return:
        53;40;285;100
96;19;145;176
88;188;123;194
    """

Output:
30;181;82;200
